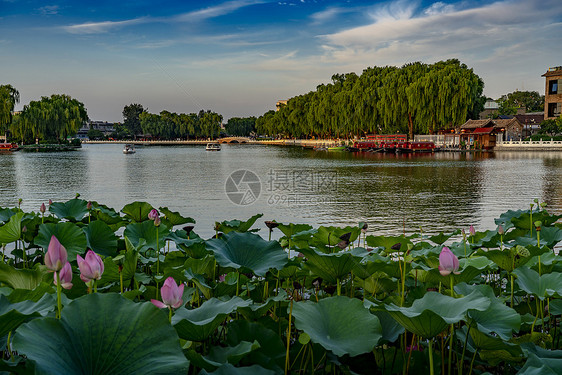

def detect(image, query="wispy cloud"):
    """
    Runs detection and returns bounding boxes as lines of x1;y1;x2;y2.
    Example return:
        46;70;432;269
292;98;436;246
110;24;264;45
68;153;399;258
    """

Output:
38;5;60;16
62;17;149;34
173;0;266;22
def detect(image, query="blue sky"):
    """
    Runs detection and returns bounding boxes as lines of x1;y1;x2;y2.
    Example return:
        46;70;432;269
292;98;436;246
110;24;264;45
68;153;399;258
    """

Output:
1;0;561;122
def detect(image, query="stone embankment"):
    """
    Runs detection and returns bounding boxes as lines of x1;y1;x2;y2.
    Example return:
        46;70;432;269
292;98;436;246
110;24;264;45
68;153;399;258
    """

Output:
494;139;562;151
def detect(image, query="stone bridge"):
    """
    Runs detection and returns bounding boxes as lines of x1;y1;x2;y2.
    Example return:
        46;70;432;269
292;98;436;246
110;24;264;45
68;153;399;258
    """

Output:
217;137;252;144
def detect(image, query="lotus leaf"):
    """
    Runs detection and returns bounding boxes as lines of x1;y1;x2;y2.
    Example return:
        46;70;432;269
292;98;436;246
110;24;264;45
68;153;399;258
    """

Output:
276;223;314;238
123;220;170;254
384;290;491;338
216;213;263;233
206;232;287;276
455;283;521;340
35;222;87;261
49;199;89;222
513;267;562;300
0;207;18;223
291;296;382;357
0;263;51;290
121;201;155;222
366;235;412;253
159;206;195;226
518;344;562;375
173;296;251;341
199;363;277;375
83;220;118;257
238;290;288;320
309;226;361;248
0;212;24;244
299;248;360;284
12;293;189;374
0;293;55;337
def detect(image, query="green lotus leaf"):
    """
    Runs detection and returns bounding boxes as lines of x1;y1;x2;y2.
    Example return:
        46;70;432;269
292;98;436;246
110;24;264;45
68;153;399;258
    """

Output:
12;293;189;374
238;290;288;320
468;328;523;357
292;296;382;357
0;263;51;290
226;320;286;372
366;235;412;253
168;231;209;258
206;340;261;366
159;207;195;226
173;296;252;341
427;230;460;245
0;207;18;223
0;293;55;337
370;310;404;344
123;220;170;255
309;226;361;248
513;267;562;300
455;283;520;340
199;363;277;375
4;282;53;303
216;214;263;234
35;222;87;262
384;290;491;338
49;199;89;222
121;201;155;222
83;220;118;257
550;299;562;315
518;344;562;375
276;223;314;238
206;232;287;276
0;211;24;244
537;227;562;248
299;248;361;284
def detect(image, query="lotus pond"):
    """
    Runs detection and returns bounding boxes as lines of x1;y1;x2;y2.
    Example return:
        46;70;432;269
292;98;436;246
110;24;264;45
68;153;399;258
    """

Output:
2;198;562;374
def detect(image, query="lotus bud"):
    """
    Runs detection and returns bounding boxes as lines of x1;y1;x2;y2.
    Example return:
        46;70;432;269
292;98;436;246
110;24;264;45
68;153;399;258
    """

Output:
151;277;184;309
498;225;504;235
148;209;159;220
461;228;466;240
218;274;226;283
469;225;475;236
535;221;542;232
77;250;104;283
183;225;194;235
54;262;73;290
75;193;80;198
49;199;53;205
154;215;161;227
22;226;27;233
87;201;92;210
265;221;279;230
361;223;368;233
18;198;22;207
45;235;68;272
438;246;460;276
40;203;46;214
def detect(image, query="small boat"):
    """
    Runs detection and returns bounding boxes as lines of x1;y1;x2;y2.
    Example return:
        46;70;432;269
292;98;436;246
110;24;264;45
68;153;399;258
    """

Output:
327;145;346;151
0;142;19;152
205;143;221;151
123;144;136;154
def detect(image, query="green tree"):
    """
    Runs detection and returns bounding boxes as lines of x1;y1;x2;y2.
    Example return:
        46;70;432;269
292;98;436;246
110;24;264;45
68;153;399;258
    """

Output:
225;117;256;136
123;104;145;138
539;118;562;136
498;90;544;114
15;94;88;143
0;84;20;134
87;128;104;140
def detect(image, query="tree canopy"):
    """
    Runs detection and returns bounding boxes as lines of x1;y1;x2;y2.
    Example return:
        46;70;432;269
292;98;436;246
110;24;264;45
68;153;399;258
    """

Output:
256;59;485;138
0;84;20;134
11;94;88;143
224;117;256;136
139;109;222;139
497;90;544;115
123;103;145;138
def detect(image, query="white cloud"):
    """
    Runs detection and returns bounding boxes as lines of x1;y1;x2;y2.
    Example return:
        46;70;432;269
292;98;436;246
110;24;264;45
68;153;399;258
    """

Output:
62;18;149;34
173;0;266;22
38;5;60;16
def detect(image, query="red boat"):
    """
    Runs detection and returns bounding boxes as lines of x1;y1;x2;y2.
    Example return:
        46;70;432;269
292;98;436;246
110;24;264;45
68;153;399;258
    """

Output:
0;142;19;151
396;141;436;153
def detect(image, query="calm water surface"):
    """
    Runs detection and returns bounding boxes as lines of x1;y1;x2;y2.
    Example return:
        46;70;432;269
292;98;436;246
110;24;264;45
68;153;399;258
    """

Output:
1;144;561;238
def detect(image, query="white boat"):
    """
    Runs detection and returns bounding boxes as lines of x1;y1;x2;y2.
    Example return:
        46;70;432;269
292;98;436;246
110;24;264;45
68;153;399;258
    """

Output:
205;143;221;151
123;144;136;154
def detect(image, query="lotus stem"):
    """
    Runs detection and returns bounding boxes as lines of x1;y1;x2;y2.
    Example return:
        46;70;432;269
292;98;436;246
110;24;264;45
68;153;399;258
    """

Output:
94;279;98;293
6;331;12;361
468;349;478;375
510;274;514;308
168;307;172;323
285;299;294;375
236;271;240;296
156;230;160;300
530;205;533;238
428;339;435;375
459;325;471;375
336;278;341;296
448;275;454;375
56;271;62;319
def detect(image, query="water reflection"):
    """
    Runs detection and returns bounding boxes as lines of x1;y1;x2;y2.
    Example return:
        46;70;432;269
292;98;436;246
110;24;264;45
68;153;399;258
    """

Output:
0;145;561;238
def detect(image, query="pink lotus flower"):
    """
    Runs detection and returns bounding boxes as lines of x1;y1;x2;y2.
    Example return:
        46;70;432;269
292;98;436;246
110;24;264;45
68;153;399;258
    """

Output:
87;201;92;210
154;215;161;227
76;250;104;283
469;225;475;236
54;262;73;290
45;235;68;272
498;225;504;235
438;246;460;276
148;209;159;220
40;203;46;214
151;277;184;309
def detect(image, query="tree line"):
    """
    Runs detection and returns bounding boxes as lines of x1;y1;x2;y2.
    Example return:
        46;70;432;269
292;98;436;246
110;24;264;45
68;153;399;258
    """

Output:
256;59;485;138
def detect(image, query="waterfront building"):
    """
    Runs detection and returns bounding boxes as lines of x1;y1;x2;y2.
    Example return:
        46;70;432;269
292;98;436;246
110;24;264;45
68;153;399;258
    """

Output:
76;121;118;139
542;66;562;120
459;118;524;149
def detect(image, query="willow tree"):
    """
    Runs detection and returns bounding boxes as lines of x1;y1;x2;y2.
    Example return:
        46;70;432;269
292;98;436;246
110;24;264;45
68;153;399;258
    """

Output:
15;94;88;143
0;84;20;135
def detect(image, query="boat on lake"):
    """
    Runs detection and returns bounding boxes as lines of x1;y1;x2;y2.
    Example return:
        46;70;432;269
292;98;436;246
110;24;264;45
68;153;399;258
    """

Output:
206;143;221;151
123;144;136;154
395;141;437;153
0;142;19;152
327;145;346;151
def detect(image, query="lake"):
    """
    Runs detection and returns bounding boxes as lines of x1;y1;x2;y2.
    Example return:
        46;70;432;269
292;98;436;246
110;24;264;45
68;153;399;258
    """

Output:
1;144;561;238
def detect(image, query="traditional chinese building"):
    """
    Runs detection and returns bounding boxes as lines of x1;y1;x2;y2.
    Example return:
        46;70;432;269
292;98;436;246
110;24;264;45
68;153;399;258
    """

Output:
459;118;524;149
543;66;562;120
